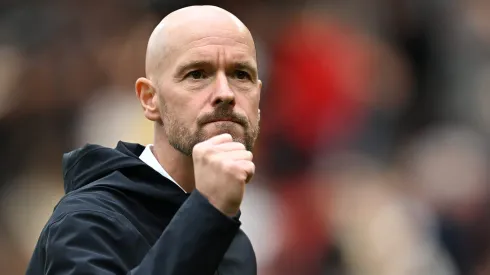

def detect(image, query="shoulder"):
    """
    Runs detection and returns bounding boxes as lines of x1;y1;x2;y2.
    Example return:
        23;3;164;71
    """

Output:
37;192;150;259
45;189;141;240
31;196;150;274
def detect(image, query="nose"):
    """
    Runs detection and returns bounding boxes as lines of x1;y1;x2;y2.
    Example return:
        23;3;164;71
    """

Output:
211;72;235;107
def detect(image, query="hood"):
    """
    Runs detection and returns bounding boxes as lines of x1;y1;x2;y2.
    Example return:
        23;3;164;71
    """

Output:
62;141;146;193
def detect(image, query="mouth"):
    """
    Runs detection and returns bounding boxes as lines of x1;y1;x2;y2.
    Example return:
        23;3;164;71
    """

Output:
206;118;239;124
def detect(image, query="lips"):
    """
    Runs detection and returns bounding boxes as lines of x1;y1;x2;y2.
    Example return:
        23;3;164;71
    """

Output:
209;118;233;122
205;117;242;125
207;119;237;124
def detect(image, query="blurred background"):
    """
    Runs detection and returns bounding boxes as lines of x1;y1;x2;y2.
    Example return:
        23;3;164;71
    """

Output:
1;0;490;274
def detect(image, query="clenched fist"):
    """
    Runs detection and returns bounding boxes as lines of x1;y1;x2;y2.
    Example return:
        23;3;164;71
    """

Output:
192;133;255;217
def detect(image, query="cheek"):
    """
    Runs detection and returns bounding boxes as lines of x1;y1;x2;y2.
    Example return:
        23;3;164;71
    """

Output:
167;97;203;126
249;112;260;126
237;93;260;118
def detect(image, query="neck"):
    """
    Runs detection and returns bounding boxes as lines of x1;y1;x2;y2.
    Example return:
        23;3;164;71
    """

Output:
151;126;196;193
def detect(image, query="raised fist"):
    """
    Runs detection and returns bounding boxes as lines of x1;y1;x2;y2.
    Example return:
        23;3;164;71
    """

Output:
192;134;255;217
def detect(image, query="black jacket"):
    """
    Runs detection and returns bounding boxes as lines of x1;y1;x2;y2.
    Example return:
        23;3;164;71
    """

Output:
26;141;257;275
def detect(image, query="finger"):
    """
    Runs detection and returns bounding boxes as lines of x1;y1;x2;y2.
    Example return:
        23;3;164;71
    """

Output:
218;150;253;162
214;142;246;152
236;160;255;183
207;133;233;145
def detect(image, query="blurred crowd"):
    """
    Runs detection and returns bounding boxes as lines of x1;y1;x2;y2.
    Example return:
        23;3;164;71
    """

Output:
1;0;490;274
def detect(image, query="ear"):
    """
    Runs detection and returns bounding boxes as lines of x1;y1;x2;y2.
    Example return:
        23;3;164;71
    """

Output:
135;77;161;122
257;79;262;108
258;79;262;97
257;80;262;121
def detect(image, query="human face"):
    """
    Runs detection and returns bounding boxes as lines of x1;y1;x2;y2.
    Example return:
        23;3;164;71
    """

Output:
156;27;261;156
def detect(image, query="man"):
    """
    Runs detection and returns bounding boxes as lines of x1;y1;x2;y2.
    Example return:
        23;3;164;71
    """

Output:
26;5;262;275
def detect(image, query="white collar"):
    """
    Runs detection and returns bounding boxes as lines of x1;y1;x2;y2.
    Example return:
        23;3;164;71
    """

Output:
139;144;187;193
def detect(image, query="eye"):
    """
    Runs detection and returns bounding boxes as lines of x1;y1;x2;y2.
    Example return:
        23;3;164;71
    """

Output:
235;70;251;80
186;70;207;80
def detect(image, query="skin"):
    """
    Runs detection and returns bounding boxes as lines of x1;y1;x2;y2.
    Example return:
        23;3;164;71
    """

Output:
135;5;262;195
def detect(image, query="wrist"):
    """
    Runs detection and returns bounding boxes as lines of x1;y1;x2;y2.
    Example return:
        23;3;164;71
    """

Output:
196;190;239;217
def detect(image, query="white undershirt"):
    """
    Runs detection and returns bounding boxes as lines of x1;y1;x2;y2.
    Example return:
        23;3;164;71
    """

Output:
139;144;187;193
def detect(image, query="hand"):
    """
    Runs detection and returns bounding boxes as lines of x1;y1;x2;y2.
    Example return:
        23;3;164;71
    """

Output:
192;134;255;217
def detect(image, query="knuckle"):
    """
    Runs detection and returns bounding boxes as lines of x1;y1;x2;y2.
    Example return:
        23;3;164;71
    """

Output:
223;160;236;171
204;151;220;165
194;143;215;162
245;162;255;173
246;151;253;160
193;143;204;154
204;145;217;157
239;172;248;182
229;142;244;150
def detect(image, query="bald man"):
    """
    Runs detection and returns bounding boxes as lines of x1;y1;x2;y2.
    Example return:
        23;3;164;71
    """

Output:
26;6;261;275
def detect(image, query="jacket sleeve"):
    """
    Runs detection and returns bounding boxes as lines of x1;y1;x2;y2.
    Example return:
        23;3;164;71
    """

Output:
34;190;241;275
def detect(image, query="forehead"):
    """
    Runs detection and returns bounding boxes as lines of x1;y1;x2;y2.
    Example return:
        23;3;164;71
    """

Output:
166;27;257;69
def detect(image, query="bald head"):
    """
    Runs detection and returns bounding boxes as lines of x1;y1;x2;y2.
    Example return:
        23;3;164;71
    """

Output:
145;5;256;79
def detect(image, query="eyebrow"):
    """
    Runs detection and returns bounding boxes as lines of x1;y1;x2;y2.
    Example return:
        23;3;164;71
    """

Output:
174;60;213;78
234;61;258;80
173;60;259;80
